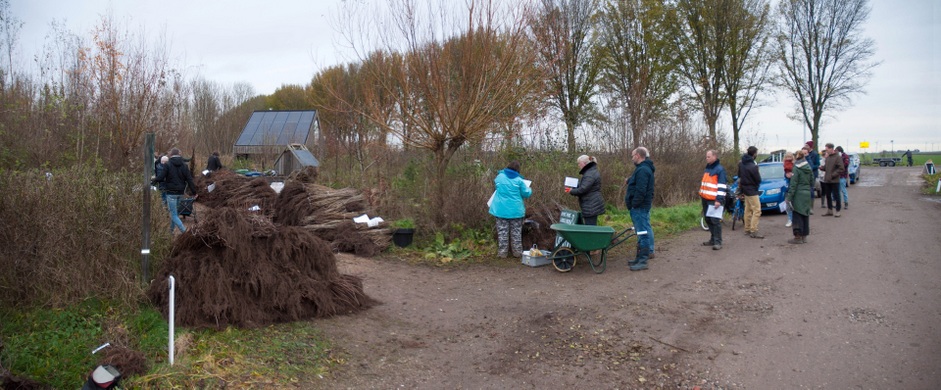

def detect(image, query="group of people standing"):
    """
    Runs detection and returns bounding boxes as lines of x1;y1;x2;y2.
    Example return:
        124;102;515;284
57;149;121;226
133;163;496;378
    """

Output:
489;141;851;270
699;141;846;248
488;149;656;271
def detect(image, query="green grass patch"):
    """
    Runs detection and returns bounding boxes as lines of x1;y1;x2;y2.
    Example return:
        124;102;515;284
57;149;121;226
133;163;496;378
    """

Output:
922;172;941;196
0;300;167;389
1;302;336;389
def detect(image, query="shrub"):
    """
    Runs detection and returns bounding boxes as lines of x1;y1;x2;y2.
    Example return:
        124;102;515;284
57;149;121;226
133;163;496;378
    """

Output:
0;165;173;308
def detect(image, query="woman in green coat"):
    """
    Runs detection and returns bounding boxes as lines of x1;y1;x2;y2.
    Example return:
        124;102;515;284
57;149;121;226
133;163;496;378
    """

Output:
786;149;813;244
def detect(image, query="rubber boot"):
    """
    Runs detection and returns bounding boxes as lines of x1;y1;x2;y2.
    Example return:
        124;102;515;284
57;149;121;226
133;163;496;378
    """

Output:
630;246;649;271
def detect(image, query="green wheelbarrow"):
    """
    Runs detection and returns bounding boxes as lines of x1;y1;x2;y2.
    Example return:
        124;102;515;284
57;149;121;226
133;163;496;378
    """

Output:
548;223;636;274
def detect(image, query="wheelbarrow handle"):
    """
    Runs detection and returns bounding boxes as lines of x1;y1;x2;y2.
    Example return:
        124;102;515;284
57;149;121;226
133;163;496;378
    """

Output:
609;226;636;248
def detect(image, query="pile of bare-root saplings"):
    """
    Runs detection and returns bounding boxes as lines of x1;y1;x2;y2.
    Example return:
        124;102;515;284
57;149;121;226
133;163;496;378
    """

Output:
146;167;388;329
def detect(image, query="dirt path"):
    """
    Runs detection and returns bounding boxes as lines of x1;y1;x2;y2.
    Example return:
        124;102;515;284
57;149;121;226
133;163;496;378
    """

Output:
310;166;941;389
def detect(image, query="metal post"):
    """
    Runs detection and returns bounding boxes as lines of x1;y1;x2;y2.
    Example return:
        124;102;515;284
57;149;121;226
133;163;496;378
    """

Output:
169;275;175;365
142;133;155;282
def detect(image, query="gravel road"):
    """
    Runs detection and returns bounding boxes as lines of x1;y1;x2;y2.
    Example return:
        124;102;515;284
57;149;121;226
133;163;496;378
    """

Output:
311;166;941;389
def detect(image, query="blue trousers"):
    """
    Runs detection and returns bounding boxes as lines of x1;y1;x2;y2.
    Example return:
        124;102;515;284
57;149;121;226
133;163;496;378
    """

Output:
630;208;653;254
166;194;186;233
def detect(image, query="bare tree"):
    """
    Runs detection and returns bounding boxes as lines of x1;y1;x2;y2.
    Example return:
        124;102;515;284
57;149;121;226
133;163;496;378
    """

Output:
311;60;390;187
528;0;602;152
670;0;733;144
0;0;22;85
597;0;679;152
341;0;542;225
775;0;877;147
722;0;773;157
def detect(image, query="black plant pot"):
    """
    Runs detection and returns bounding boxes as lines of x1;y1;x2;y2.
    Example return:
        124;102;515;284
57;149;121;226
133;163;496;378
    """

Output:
392;228;415;247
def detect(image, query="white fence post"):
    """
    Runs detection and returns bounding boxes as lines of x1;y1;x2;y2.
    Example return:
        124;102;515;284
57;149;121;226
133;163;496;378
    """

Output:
169;275;175;365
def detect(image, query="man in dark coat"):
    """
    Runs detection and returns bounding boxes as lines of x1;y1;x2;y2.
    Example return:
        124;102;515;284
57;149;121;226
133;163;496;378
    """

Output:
738;146;763;238
206;151;223;172
625;147;655;271
567;155;605;225
156;148;197;234
153;155;169;208
819;143;845;217
805;141;820;210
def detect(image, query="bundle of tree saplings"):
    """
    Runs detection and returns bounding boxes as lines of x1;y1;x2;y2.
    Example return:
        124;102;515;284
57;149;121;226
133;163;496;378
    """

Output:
147;207;376;329
273;181;392;257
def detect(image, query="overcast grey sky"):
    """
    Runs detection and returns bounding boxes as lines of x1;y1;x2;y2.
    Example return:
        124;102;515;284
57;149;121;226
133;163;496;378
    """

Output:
10;0;940;153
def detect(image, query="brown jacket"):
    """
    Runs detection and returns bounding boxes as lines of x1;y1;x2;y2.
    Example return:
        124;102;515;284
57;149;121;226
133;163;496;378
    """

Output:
820;151;845;183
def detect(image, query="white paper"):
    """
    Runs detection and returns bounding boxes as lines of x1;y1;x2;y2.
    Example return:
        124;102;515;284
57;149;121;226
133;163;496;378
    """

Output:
248;205;261;212
353;214;370;224
269;182;284;193
207;183;216;193
778;202;787;213
564;177;579;188
202;169;210;176
705;204;724;219
367;217;384;227
487;191;495;208
522;179;532;188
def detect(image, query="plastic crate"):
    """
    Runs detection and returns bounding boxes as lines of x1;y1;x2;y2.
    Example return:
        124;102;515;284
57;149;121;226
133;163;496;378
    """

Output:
522;250;551;267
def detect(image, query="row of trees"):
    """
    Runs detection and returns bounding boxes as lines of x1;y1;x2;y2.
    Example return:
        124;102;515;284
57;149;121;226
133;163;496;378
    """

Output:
303;0;875;222
0;0;875;192
0;2;268;170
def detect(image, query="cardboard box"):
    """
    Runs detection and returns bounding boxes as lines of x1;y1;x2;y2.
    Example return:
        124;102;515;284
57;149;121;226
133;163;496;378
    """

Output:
522;250;551;267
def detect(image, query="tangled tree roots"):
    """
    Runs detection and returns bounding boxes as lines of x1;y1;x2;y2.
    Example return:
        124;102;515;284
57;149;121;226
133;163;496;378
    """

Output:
147;207;377;329
100;346;149;377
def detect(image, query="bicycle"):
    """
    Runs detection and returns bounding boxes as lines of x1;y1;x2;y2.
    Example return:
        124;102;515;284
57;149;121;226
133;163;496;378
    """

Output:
729;195;745;231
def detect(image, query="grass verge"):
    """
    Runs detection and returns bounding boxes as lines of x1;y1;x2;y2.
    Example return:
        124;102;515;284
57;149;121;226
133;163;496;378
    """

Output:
1;303;337;389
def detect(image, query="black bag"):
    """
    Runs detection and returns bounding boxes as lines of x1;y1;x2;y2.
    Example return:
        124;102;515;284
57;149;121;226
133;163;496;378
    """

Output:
177;197;195;217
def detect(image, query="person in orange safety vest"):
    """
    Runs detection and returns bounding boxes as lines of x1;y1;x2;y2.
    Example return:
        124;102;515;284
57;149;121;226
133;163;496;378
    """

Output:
699;150;728;250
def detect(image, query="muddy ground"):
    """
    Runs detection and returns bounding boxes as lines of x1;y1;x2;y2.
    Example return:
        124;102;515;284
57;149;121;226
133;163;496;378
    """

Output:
308;166;941;389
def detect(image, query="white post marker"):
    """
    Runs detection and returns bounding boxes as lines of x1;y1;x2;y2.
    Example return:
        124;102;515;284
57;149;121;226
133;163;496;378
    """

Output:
169;275;175;365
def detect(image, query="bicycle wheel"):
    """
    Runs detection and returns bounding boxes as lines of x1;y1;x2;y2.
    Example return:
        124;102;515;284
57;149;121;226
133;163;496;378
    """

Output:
731;201;744;230
551;247;577;272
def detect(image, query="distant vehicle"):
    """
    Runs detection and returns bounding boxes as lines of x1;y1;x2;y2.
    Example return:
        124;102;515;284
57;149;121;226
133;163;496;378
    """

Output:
728;162;789;213
872;156;901;167
848;153;861;184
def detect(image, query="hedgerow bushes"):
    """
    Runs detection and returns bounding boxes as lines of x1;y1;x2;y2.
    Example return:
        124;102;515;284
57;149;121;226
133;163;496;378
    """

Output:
0;165;173;308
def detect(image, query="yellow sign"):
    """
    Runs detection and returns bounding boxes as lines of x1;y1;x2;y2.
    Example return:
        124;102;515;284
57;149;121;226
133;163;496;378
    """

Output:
860;141;870;149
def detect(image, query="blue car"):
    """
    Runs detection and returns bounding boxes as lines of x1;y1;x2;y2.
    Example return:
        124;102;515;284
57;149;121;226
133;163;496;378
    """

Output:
728;162;789;213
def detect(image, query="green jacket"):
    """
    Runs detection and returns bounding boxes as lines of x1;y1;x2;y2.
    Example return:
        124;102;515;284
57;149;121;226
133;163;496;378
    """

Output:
786;159;813;216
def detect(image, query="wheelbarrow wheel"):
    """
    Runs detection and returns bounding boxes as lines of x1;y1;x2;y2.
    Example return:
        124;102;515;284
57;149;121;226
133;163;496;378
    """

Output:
551;247;577;272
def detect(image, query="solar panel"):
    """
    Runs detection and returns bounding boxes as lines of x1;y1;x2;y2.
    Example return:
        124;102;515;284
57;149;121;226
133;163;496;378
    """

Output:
234;110;317;149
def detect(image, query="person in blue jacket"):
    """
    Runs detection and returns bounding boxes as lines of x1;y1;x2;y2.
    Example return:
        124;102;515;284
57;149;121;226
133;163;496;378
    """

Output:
624;146;655;271
489;161;533;258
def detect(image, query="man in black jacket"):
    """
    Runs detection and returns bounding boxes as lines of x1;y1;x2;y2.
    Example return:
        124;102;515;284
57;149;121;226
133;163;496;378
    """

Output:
156;148;197;234
739;146;763;239
206;151;223;172
625;147;655;271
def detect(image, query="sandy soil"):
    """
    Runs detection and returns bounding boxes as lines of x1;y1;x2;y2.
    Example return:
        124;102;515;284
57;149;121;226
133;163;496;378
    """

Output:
308;166;941;389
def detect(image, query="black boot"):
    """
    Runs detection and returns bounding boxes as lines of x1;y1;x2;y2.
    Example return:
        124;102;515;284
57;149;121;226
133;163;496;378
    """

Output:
630;246;649;271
